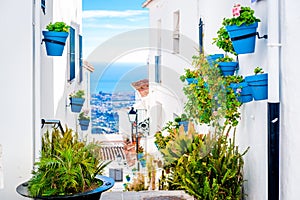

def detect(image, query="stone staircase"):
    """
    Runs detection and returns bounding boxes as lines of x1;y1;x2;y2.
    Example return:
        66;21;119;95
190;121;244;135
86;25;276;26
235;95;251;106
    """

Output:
100;190;195;200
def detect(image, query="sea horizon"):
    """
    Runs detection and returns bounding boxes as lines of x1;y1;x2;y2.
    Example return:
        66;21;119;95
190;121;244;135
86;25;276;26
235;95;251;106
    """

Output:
90;62;148;94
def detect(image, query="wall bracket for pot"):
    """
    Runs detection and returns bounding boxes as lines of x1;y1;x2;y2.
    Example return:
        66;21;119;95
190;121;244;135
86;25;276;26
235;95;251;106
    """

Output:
256;32;268;40
230;32;268;41
41;119;64;134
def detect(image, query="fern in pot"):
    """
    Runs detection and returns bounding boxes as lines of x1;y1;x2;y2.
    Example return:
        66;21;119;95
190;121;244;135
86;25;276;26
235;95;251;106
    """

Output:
16;127;114;199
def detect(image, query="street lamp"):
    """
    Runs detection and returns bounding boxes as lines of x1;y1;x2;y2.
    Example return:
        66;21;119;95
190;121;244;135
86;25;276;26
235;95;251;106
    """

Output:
128;107;139;171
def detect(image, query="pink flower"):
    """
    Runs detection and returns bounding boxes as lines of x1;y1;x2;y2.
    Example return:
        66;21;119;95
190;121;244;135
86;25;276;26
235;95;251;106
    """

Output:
213;111;218;116
232;4;241;18
236;88;242;94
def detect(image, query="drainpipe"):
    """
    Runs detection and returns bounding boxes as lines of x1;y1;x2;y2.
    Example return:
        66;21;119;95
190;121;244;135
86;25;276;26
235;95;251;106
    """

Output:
267;0;281;199
32;0;41;165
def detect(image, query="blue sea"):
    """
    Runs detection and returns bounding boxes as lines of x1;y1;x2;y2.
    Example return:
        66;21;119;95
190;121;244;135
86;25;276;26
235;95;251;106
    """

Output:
90;62;148;94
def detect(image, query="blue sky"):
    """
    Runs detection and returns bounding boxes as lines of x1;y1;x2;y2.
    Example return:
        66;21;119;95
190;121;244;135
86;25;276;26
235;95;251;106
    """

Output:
82;0;149;58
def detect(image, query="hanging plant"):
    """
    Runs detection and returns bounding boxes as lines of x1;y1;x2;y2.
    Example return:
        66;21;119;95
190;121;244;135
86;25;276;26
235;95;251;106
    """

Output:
182;54;243;127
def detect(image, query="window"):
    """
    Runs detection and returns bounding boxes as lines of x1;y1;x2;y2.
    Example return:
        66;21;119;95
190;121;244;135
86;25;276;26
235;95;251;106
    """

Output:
79;35;83;83
173;10;180;54
69;27;75;81
155;55;161;83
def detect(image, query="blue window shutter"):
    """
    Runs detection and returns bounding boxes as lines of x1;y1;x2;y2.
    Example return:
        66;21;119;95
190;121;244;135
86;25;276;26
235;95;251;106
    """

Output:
79;35;83;83
69;27;75;81
155;55;161;83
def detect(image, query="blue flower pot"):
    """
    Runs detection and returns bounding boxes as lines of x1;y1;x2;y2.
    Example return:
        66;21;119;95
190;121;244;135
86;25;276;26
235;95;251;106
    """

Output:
16;175;115;200
206;54;224;66
186;78;198;85
42;31;69;56
138;153;144;160
230;82;253;103
70;97;85;113
245;73;268;101
217;62;238;76
226;22;258;54
79;119;90;131
178;121;188;132
140;160;146;168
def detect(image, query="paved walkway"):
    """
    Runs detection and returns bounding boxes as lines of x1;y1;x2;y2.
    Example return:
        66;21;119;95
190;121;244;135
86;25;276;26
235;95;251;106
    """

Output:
100;190;194;200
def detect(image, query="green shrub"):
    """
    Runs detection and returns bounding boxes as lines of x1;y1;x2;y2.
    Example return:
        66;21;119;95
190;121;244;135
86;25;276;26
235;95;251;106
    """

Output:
28;127;109;197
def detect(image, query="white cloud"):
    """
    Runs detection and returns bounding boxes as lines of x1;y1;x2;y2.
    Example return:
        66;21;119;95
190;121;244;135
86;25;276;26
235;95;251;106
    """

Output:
83;10;148;19
84;23;147;30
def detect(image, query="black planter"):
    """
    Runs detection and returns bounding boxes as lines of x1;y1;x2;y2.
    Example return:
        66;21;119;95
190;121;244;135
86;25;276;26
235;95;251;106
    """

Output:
16;175;114;200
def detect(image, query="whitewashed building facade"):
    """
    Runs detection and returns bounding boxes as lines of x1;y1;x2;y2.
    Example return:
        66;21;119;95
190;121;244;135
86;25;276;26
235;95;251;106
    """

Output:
143;0;300;199
0;0;92;199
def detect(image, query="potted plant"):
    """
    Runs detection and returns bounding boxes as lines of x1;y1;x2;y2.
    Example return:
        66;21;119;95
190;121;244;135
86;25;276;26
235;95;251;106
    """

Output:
140;157;146;168
216;55;238;76
183;54;242;127
42;22;70;56
206;53;224;67
174;114;189;132
226;75;253;104
223;4;261;54
69;90;85;113
78;109;90;131
137;146;144;160
245;67;268;100
180;68;198;85
16;127;114;199
125;174;131;182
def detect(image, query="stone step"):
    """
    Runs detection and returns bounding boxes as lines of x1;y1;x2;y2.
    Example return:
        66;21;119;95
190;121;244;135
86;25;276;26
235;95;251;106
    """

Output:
100;190;194;200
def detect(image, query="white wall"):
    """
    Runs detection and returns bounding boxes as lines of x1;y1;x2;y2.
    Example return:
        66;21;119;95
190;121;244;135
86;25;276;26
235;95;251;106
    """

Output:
0;1;34;199
280;1;300;199
146;0;272;199
147;0;200;135
0;0;84;198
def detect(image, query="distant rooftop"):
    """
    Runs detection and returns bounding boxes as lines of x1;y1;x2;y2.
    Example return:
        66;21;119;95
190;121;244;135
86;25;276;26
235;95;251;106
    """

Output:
131;79;149;97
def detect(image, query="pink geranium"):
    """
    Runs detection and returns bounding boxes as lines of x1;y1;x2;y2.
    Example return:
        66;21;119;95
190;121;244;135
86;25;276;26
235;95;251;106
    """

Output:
232;3;241;18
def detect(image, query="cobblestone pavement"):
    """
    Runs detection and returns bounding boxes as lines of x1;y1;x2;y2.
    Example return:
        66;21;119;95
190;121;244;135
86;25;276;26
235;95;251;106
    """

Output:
100;190;195;200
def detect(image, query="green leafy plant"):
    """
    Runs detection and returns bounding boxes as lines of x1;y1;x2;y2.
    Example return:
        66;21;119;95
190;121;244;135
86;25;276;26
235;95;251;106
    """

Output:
126;173;148;191
216;55;234;62
254;67;264;75
79;109;90;120
28;127;110;197
70;90;85;98
46;22;70;32
223;4;261;26
212;26;237;55
182;54;242;127
158;123;249;199
174;127;249;199
174;114;188;123
180;68;198;82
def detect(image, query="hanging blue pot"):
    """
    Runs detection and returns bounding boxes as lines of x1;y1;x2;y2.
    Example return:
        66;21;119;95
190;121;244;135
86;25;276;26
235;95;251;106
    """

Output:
217;61;238;76
42;31;69;56
178;121;188;132
206;54;224;66
230;82;253;103
226;22;258;54
138;153;144;160
186;78;198;85
79;119;90;131
70;97;85;113
245;73;268;101
140;159;146;168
